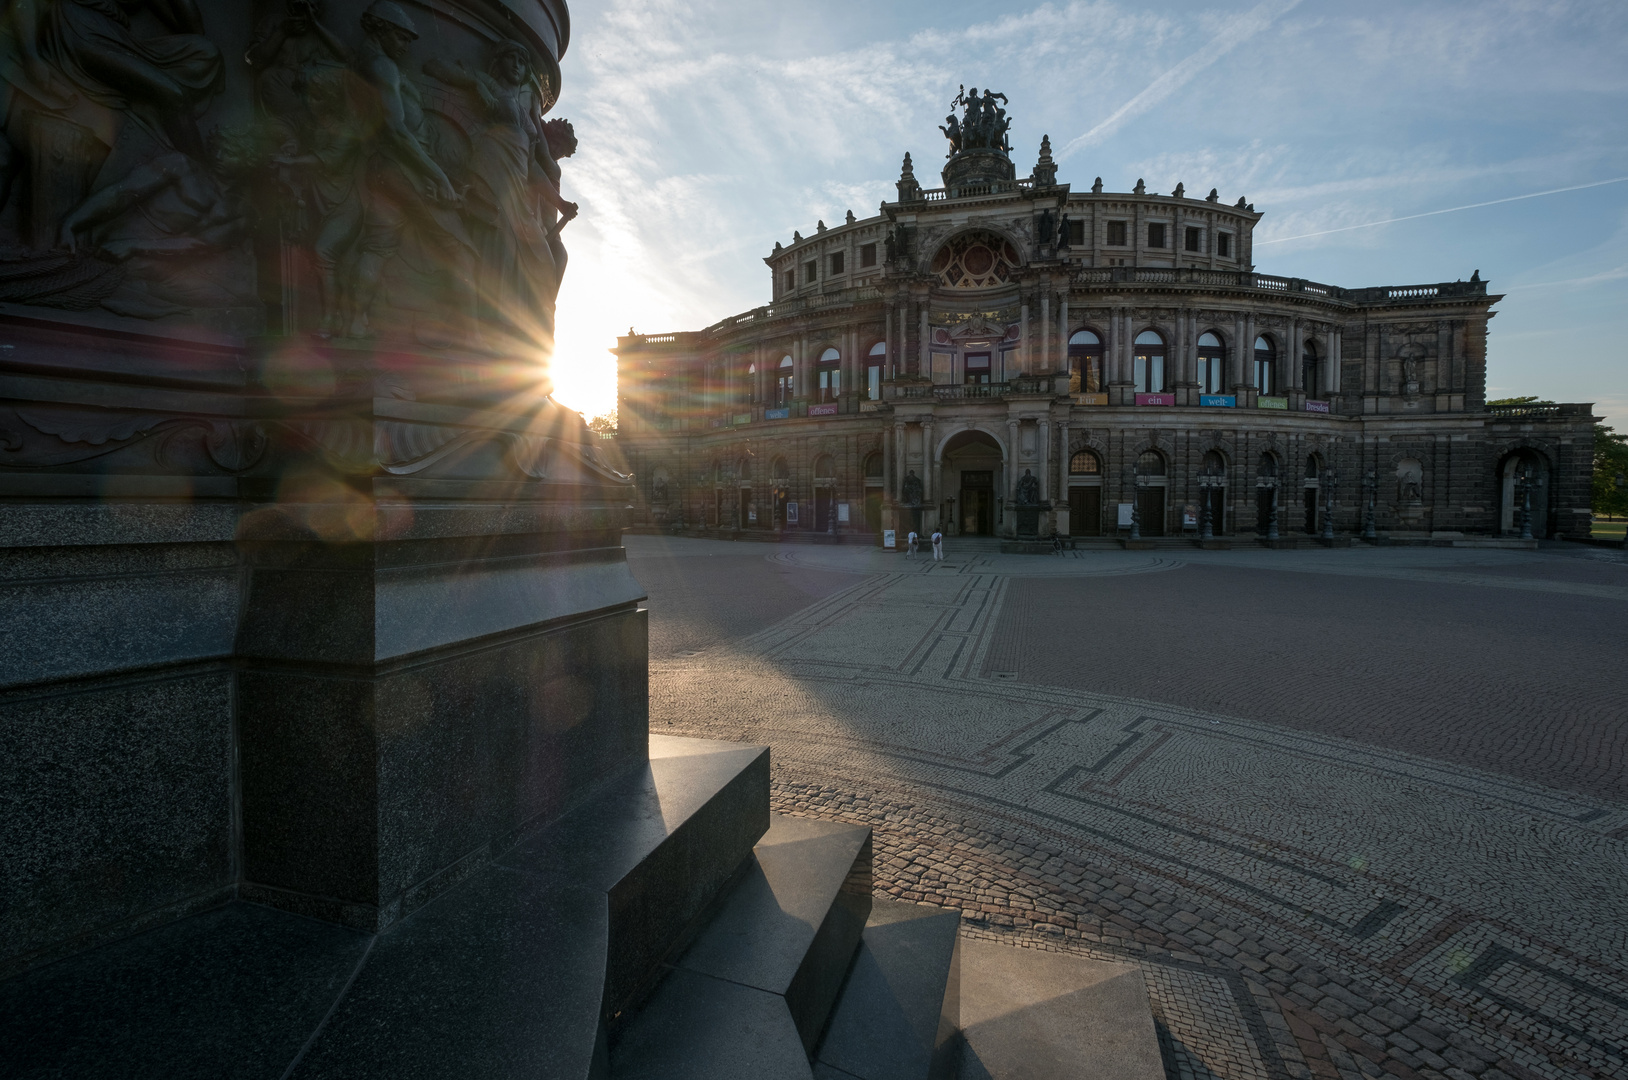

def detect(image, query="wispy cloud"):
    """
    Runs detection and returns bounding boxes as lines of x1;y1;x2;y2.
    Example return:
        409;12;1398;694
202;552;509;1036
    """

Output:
1058;0;1302;161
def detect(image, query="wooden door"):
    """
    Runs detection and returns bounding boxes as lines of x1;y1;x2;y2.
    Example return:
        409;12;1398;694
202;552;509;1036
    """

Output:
1069;487;1102;535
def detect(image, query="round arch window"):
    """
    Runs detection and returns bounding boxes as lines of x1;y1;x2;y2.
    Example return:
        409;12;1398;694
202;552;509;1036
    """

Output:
866;341;886;400
1069;450;1101;475
930;231;1021;288
1136;450;1166;476
1254;336;1276;395
1133;331;1166;393
1068;329;1104;394
816;347;841;402
775;354;794;406
1197;331;1225;394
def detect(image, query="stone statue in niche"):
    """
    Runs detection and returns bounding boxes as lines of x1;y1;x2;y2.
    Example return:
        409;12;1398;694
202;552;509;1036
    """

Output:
901;469;922;507
1036;208;1052;246
348;1;479;347
1397;341;1426;397
1396;458;1423;504
425;39;577;355
1016;468;1039;506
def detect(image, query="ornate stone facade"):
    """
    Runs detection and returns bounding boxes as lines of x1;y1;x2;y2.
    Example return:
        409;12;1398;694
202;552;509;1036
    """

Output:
617;93;1596;543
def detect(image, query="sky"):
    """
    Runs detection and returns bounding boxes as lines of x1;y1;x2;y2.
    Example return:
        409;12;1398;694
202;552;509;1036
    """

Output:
546;0;1628;431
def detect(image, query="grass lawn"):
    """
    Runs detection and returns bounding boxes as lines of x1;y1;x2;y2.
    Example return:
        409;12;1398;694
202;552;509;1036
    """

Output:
1591;518;1626;540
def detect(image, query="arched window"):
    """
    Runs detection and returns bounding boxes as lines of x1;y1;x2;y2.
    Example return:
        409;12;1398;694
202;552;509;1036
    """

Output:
1136;450;1166;476
1258;451;1278;477
769;456;789;482
1069;449;1101;475
1302;340;1319;399
862;452;884;479
746;361;757;403
816;347;841;403
866;341;886;400
1068;329;1104;394
737;457;752;481
776;355;793;406
1197;331;1226;395
1254;336;1275;395
813;454;834;478
1305;455;1320;479
1203;450;1227;473
1133;331;1166;393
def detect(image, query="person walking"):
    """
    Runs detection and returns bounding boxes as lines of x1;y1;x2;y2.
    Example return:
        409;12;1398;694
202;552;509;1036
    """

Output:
906;529;918;559
931;527;944;561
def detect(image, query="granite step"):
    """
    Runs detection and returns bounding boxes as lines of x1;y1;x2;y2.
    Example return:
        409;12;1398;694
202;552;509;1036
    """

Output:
0;735;769;1080
813;899;962;1080
610;813;873;1079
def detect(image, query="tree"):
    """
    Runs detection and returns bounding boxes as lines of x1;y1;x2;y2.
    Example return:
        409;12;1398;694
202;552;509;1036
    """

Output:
588;411;618;437
1593;423;1628;519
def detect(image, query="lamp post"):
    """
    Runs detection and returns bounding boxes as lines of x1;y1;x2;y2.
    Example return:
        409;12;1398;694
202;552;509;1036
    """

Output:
1362;469;1377;541
1198;465;1222;542
1257;470;1279;542
1321;469;1337;541
1617;472;1627;549
1128;464;1142;540
1518;469;1534;541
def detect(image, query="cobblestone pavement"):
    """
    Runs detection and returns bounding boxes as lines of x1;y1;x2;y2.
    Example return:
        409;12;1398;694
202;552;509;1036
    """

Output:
627;537;1628;1080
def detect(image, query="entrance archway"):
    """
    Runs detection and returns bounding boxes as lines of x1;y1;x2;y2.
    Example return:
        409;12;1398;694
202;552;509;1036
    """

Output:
1498;449;1550;537
940;429;1004;536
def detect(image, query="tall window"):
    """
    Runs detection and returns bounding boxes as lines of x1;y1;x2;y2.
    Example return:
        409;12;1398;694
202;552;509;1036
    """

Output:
964;352;992;385
1107;220;1128;245
1147;223;1166;249
1196;331;1225;394
829;251;845;275
1185;227;1202;253
782;269;795;292
1133;330;1166;393
866;341;885;400
746;361;757;403
1216;233;1231;257
1068;329;1104;393
860;242;877;268
816;347;841;402
1254;336;1275;394
803;260;817;285
1302;340;1319;398
776;355;793;405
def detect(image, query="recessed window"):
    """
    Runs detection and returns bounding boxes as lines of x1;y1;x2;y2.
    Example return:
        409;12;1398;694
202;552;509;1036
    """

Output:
1254;336;1275;394
859;242;877;267
1302;340;1319;399
1216;233;1232;257
1069;450;1101;475
1067;220;1085;245
783;270;795;292
1197;331;1225;394
964;352;992;386
1106;220;1128;246
776;354;794;405
1147;223;1166;249
1133;330;1166;392
1185;227;1202;253
803;260;817;285
829;251;845;275
817;347;841;402
866;341;885;399
1068;329;1104;393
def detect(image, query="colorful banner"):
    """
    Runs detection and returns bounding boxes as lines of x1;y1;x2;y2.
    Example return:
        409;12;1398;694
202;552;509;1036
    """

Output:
1257;396;1289;410
808;403;839;416
1135;393;1174;406
763;407;789;420
1304;399;1331;413
1199;395;1236;408
1073;393;1108;406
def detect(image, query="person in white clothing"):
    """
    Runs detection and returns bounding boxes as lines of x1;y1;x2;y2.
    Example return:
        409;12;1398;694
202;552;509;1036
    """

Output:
931;528;944;560
906;530;918;558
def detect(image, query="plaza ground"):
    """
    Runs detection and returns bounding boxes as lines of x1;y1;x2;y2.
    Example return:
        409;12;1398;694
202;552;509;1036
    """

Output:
626;535;1628;1080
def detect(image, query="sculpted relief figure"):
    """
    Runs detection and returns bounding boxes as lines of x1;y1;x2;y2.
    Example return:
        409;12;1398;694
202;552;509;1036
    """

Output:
425;38;577;354
246;0;350;152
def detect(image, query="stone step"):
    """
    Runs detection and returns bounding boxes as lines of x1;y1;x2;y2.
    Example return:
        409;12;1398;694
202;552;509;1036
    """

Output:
955;939;1165;1080
0;735;769;1080
813;899;962;1080
611;813;873;1079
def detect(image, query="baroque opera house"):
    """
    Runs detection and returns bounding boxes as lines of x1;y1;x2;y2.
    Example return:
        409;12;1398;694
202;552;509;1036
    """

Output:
615;90;1595;544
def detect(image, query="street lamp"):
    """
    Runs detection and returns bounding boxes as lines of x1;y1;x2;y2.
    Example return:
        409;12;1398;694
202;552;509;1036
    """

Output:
1198;464;1223;542
1128;464;1143;540
1257;470;1280;542
1321;469;1338;542
1362;469;1377;542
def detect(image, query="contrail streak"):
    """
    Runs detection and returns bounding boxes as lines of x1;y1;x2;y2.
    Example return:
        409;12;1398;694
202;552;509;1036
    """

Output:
1258;176;1628;244
1059;0;1301;161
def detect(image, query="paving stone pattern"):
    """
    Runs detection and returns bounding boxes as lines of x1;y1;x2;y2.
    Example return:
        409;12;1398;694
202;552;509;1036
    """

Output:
628;537;1628;1080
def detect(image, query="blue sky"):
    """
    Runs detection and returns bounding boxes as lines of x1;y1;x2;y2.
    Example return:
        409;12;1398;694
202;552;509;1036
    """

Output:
548;0;1628;429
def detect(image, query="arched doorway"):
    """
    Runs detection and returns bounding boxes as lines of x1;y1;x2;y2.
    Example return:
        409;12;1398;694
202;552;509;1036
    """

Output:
940;429;1004;536
1067;448;1103;535
1135;450;1168;536
1498;450;1550;537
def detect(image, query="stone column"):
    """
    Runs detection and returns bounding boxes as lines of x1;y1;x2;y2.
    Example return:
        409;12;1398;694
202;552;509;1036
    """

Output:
1020;297;1031;374
918;305;929;378
1330;326;1341;396
923;419;937;504
1039;419;1051;501
1057;293;1069;373
1039;292;1050;379
1232;314;1246;390
1006;420;1020;505
883;305;892;380
1288;316;1302;389
893;420;905;500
